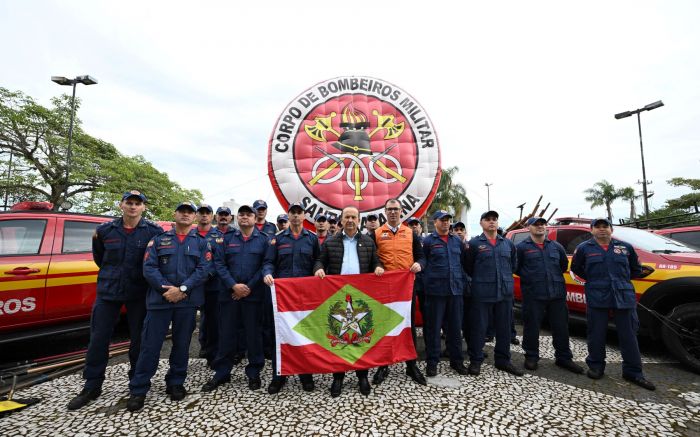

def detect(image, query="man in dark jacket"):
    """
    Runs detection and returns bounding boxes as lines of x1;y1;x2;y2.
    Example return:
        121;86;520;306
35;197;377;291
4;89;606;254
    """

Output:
515;217;582;374
570;218;655;390
464;211;523;377
126;202;211;412
67;190;163;411
313;206;384;397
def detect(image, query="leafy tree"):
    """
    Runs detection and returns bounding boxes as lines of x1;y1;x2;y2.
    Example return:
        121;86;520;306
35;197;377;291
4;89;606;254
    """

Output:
666;177;700;210
428;166;471;220
0;87;202;220
619;186;638;220
584;180;623;220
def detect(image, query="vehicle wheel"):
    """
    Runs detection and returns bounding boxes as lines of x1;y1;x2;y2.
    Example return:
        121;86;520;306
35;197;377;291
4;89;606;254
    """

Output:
661;303;700;374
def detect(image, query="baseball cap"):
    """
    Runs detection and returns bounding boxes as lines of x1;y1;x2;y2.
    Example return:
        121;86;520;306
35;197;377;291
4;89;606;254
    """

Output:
276;214;289;222
175;201;197;212
216;206;231;215
367;213;378;220
453;221;466;229
526;217;547;226
314;213;327;222
327;216;338;224
406;217;421;225
591;217;612;228
122;190;147;202
197;203;213;213
238;204;255;214
253;200;268;210
480;210;499;220
432;210;452;220
287;202;304;213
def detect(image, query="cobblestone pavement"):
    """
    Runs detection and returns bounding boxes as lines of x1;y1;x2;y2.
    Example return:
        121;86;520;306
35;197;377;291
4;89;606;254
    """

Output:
4;330;699;437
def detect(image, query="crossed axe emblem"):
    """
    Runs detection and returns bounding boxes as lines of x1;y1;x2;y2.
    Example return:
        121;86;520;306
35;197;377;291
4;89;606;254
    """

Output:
305;109;407;200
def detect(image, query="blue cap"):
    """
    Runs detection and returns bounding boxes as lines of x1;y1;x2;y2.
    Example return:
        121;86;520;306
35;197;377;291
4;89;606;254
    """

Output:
197;203;213;213
480;210;499;220
453;221;466;229
175;201;197;212
253;200;268;210
216;206;231;215
238;204;255;214
406;217;421;225
122;190;147;202
432;210;452;220
314;213;327;222
526;217;547;226
591;217;612;228
327;216;338;224
276;214;288;222
287;202;304;213
366;213;378;220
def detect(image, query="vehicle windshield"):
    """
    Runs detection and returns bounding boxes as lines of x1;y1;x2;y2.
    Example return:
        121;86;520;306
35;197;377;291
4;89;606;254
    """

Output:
613;227;698;253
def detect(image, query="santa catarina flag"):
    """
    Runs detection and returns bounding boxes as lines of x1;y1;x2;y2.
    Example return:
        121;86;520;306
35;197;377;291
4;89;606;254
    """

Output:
271;270;417;376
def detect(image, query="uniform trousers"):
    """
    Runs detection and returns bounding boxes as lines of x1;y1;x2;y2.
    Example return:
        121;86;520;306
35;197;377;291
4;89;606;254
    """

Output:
425;295;464;366
586;307;643;378
468;299;513;366
522;296;573;362
213;299;264;380
83;297;146;390
129;306;197;395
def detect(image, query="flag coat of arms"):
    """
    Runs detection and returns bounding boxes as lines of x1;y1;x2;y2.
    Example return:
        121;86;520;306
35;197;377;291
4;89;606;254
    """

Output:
271;270;417;376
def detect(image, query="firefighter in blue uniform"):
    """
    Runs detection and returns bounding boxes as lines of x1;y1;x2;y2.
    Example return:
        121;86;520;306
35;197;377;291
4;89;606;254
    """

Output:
202;204;274;392
263;202;320;394
422;210;469;377
253;199;278;237
515;217;583;374
570;217;656;390
67;190;163;410
195;204;223;367
464;211;523;377
252;199;277;359
126;201;212;412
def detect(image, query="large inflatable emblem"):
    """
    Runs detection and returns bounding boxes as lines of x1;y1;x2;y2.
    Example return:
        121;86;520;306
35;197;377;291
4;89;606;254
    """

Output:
268;76;441;228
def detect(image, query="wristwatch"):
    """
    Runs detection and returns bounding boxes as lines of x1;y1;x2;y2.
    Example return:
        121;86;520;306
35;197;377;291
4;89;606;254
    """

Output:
179;285;188;293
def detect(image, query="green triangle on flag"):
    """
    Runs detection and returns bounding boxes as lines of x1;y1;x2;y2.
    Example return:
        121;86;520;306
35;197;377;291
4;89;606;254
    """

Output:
293;284;404;364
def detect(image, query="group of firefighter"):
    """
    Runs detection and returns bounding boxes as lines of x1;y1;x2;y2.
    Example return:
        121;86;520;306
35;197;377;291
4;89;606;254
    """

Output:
67;189;656;413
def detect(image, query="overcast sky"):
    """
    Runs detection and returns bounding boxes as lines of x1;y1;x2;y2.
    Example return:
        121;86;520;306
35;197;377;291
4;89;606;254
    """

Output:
2;1;698;234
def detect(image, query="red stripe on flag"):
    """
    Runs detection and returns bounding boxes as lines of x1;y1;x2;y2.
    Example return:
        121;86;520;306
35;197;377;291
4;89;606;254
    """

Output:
275;270;414;312
279;328;417;376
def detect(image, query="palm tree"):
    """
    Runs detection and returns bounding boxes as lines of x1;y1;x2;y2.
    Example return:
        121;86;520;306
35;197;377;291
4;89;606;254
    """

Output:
619;187;638;220
428;166;471;220
584;180;622;220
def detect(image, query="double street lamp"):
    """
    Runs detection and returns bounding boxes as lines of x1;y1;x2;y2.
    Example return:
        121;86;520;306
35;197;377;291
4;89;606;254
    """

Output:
614;100;664;221
51;75;98;210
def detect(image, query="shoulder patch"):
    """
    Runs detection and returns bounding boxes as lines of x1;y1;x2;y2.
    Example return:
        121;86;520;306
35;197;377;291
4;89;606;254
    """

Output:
270;238;276;245
147;240;154;247
215;237;224;244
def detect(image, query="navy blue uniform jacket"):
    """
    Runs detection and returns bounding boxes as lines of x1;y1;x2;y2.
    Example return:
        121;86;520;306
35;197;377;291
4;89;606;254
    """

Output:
464;234;517;302
142;229;212;309
570;238;642;309
93;217;163;301
515;237;568;300
421;232;467;296
263;228;320;279
215;228;274;303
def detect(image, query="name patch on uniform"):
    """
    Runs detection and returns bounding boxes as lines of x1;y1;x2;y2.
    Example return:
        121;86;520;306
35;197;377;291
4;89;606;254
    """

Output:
228;243;241;247
277;243;292;249
104;238;121;244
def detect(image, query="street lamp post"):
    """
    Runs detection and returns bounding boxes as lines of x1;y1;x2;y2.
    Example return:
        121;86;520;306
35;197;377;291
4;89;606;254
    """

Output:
51;75;98;210
484;182;493;210
614;100;664;221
